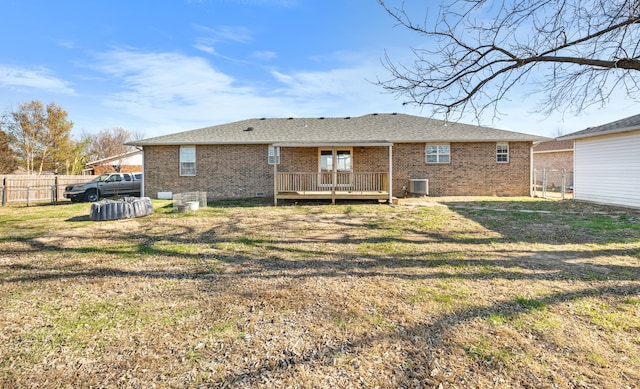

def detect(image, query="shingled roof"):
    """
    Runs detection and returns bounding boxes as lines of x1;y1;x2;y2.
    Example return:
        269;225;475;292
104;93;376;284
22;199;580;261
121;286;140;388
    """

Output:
533;139;574;153
130;113;547;146
558;113;640;140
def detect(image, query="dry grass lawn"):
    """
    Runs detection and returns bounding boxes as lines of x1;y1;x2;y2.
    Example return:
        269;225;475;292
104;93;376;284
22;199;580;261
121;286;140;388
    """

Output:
1;197;639;388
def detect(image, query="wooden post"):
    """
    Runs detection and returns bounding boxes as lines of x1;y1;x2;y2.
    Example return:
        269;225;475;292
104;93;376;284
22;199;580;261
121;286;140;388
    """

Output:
273;146;278;206
331;146;336;205
1;177;5;207
53;176;59;204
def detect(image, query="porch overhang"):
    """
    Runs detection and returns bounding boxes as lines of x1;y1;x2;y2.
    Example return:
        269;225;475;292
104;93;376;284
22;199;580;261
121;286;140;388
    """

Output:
272;141;393;148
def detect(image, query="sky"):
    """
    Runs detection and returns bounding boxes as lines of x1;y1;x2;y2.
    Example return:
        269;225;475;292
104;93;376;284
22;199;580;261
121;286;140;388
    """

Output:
1;0;638;140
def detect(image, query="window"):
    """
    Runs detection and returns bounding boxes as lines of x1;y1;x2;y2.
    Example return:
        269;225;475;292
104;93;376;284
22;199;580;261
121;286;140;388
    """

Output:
123;174;132;181
319;148;352;187
319;149;351;172
426;144;450;164
496;142;509;163
268;146;280;165
180;145;196;176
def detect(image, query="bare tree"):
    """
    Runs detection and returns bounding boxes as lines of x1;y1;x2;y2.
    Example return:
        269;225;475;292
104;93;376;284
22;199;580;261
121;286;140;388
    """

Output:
85;127;138;172
377;0;640;122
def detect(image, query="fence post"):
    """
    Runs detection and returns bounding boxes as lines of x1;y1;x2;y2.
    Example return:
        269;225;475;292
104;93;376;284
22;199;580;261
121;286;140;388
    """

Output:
561;169;566;200
1;178;5;207
26;186;30;207
53;176;59;204
542;168;547;198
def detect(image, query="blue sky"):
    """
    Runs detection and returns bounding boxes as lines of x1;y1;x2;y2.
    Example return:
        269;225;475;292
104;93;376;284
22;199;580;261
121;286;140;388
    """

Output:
1;0;637;139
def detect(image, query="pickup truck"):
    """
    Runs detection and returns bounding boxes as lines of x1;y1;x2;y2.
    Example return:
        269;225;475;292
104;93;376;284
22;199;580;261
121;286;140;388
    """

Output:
64;172;142;202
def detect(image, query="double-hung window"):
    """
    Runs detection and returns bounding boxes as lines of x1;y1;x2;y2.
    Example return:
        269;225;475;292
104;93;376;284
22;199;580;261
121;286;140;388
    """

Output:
426;144;450;164
496;142;509;163
180;145;196;176
268;146;280;165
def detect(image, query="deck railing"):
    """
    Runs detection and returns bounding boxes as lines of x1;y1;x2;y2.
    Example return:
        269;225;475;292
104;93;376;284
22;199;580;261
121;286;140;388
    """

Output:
277;172;389;193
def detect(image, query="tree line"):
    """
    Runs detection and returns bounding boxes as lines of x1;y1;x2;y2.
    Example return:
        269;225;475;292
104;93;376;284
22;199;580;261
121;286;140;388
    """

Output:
0;100;142;175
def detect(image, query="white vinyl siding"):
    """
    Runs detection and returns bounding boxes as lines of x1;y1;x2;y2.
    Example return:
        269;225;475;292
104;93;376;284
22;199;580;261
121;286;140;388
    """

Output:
574;130;640;208
180;146;196;176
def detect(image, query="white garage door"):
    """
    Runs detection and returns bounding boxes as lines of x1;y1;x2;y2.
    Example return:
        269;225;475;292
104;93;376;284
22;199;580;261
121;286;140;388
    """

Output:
574;130;640;209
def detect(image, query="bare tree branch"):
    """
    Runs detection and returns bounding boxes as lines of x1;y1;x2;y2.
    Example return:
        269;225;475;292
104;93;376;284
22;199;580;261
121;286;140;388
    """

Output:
377;0;640;121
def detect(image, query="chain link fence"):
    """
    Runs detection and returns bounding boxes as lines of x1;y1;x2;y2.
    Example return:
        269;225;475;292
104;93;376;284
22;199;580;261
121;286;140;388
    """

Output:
533;169;574;200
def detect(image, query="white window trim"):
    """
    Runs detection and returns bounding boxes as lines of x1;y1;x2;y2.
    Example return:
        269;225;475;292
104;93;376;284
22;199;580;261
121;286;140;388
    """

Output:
268;146;280;165
318;147;353;172
496;142;509;163
318;147;353;188
425;143;451;164
180;145;196;176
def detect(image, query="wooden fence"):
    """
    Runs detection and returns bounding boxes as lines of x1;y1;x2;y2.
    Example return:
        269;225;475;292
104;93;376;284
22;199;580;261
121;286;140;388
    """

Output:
1;175;91;206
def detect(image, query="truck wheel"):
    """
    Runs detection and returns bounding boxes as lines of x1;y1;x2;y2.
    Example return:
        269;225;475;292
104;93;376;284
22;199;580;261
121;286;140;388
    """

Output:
84;189;99;202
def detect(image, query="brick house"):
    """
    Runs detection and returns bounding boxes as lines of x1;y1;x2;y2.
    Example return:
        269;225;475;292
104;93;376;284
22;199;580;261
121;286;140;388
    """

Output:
130;113;546;204
532;140;573;172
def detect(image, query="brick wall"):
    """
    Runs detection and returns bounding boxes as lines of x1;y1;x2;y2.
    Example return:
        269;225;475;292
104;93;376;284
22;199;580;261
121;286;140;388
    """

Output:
391;142;532;196
533;150;573;172
143;141;533;200
144;144;274;200
93;165;142;175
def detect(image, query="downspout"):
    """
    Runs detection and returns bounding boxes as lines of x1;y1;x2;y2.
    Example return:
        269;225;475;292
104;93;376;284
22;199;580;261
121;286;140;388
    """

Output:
571;140;576;199
529;144;533;197
137;147;145;198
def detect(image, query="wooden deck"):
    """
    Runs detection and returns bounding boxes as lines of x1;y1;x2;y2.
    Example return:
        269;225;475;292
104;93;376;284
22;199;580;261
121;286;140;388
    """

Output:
274;172;390;204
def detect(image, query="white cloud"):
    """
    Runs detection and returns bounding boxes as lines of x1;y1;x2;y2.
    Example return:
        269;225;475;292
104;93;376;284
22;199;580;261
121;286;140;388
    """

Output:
193;43;216;54
90;48;292;131
87;48;422;135
0;65;74;94
193;24;253;44
252;50;277;60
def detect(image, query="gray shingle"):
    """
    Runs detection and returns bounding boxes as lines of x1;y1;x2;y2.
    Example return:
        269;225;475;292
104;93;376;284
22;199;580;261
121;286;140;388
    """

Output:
558;113;640;140
129;113;547;146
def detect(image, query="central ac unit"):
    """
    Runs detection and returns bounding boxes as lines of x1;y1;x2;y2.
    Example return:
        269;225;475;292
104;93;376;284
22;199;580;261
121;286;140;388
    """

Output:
408;179;429;195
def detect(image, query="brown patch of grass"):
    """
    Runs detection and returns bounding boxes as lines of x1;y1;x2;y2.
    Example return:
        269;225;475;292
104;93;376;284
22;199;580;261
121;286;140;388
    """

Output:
1;197;639;387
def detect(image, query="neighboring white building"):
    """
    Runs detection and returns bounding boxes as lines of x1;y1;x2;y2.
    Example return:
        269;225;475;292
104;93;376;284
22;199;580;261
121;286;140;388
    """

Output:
85;150;143;175
558;113;640;209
